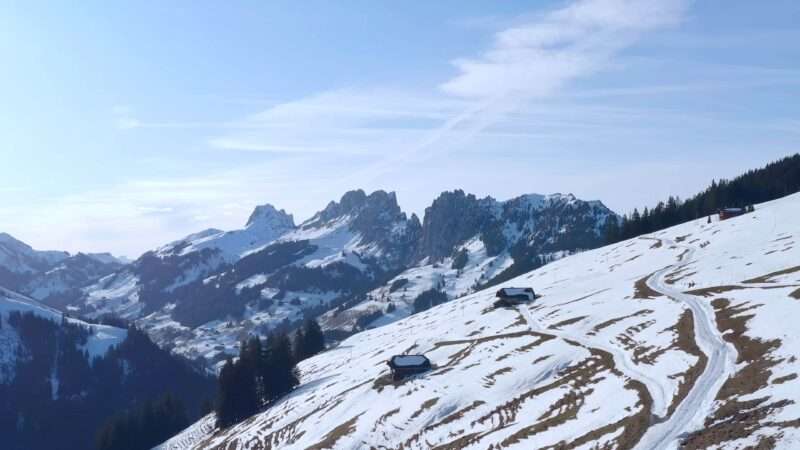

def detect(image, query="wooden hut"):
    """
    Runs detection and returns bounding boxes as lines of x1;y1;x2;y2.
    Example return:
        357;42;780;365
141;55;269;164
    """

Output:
387;355;432;380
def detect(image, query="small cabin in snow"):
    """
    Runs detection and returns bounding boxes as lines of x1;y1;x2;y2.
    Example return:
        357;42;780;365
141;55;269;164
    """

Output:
718;207;746;221
387;354;432;380
494;287;536;307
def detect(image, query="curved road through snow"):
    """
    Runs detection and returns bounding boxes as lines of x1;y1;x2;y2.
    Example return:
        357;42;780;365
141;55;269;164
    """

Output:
635;240;738;450
518;238;737;449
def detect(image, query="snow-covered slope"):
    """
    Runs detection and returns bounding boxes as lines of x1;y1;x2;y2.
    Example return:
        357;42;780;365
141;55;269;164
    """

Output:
0;286;126;383
156;204;295;262
159;192;800;450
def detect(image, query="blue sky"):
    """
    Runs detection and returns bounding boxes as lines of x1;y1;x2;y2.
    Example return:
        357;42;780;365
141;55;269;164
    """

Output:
1;0;799;257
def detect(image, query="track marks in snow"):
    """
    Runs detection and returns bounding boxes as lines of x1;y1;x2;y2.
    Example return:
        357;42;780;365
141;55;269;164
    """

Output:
635;241;738;450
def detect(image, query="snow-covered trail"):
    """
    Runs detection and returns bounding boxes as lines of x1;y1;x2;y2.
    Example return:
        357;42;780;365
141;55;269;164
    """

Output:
518;302;670;419
635;240;738;450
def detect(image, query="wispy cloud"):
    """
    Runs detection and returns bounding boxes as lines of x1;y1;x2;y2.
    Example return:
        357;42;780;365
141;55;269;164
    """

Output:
441;0;689;99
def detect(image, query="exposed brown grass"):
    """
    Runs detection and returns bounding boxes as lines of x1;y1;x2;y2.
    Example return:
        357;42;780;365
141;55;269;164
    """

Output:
663;311;707;417
791;288;800;300
634;273;661;299
306;413;363;450
680;298;788;449
589;309;653;336
482;367;513;387
408;397;439;421
743;265;800;284
640;237;664;249
488;347;653;450
685;285;745;297
548;315;588;330
496;339;541;362
772;373;797;385
666;270;697;285
432;331;552;370
372;408;400;432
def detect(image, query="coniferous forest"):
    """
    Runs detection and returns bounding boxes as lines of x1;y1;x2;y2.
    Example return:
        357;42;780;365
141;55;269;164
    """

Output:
0;312;215;450
603;154;800;243
215;319;325;428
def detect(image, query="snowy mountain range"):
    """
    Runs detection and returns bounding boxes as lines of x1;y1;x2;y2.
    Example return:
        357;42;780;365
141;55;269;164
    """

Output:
0;189;613;372
158;191;800;450
0;233;126;309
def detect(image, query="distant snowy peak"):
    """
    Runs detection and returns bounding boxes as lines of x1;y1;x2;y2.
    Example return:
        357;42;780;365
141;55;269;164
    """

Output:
155;203;295;262
294;189;420;268
246;204;295;231
302;190;402;229
85;252;130;266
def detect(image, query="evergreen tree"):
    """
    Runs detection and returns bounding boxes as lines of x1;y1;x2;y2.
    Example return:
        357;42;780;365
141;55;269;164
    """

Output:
292;328;306;362
215;358;238;428
302;319;325;360
263;332;298;402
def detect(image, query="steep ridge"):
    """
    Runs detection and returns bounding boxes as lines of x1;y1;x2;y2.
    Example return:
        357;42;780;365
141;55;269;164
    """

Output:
159;192;800;450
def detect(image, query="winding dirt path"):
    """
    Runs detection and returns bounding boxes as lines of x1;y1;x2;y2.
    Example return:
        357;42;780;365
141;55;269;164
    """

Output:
635;240;737;450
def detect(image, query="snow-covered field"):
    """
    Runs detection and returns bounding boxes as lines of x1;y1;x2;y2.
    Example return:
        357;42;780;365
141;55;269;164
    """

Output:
158;192;800;449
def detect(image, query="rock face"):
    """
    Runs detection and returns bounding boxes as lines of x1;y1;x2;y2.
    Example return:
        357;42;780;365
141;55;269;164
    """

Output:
1;189;614;372
415;190;495;261
246;204;295;231
320;191;614;336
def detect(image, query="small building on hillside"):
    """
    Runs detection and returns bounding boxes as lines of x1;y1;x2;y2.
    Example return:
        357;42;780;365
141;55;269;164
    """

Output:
494;287;536;308
387;354;432;380
718;207;746;221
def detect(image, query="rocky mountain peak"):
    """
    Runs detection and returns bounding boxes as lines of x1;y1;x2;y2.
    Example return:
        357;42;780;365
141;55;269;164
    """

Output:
246;204;296;231
416;190;497;261
308;189;402;226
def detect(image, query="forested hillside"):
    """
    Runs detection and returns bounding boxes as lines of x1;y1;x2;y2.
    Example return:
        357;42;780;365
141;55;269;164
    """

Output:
0;300;215;450
605;154;800;243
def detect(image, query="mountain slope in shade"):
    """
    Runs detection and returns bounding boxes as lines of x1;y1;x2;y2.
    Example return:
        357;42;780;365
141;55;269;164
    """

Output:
0;285;215;450
159;192;800;450
0;286;126;384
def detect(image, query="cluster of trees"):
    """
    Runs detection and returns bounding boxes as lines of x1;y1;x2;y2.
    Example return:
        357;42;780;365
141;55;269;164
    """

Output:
412;288;449;314
96;394;189;450
0;312;214;450
215;319;325;428
604;154;800;244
